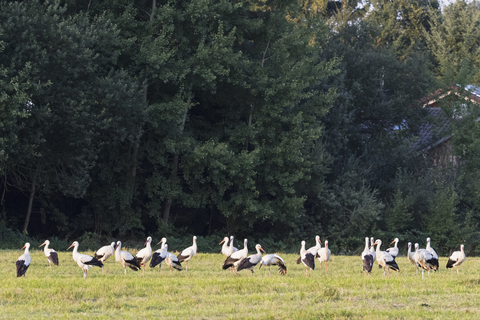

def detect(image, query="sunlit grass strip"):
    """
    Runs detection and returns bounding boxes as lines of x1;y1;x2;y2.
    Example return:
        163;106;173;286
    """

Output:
1;250;480;319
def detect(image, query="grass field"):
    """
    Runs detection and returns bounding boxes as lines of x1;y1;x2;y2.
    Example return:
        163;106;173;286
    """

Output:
1;247;479;319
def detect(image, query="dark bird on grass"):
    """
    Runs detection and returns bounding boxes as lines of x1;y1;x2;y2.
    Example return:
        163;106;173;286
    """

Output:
299;240;315;277
115;241;141;275
40;240;59;270
237;244;266;275
446;244;465;274
177;236;197;271
361;237;373;275
68;241;103;279
259;254;287;275
16;243;31;277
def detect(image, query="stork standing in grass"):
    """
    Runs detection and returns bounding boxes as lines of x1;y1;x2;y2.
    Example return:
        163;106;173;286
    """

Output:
386;238;399;258
220;236;238;256
223;238;248;273
68;241;103;279
371;239;399;277
164;244;182;271
299;240;315;277
296;235;321;264
115;240;141;275
426;237;439;271
407;242;419;275
259;254;287;275
136;236;153;277
237;244;266;275
177;236;197;271
446;244;465;274
317;240;331;274
39;240;59;270
150;238;167;271
16;243;31;277
361;237;373;275
414;243;436;279
370;237;376;262
94;242;115;274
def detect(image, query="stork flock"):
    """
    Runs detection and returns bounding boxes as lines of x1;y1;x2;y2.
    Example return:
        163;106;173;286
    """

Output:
14;235;465;279
362;237;465;278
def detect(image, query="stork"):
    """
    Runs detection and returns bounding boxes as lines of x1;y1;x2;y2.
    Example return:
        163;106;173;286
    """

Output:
220;236;238;256
135;236;153;277
446;244;465;274
371;239;399;277
94;242;115;273
299;240;315;277
414;243;436;279
115;241;141;275
317;240;331;274
407;242;419;275
361;237;373;275
67;241;103;279
425;237;439;271
177;236;197;271
386;238;399;258
296;235;321;264
237;244;266;275
223;238;248;273
39;240;59;270
164;245;182;271
16;243;31;277
370;237;376;262
150;238;167;270
259;254;287;275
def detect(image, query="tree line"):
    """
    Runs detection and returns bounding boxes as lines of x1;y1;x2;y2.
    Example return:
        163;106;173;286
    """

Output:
1;0;480;254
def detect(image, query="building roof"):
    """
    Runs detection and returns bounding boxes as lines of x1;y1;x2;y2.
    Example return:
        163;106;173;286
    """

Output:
411;107;452;152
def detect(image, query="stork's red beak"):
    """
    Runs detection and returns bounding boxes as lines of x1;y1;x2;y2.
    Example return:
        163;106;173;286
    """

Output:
39;242;46;247
67;244;74;250
219;239;226;245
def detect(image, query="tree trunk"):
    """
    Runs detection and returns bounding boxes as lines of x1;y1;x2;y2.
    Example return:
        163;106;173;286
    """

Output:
23;173;37;233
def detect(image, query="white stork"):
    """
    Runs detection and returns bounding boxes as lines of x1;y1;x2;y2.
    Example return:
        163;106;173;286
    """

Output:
115;240;141;275
371;239;399;277
296;235;321;264
361;237;373;275
164;244;182;271
237;244;266;275
94;242;115;274
135;236;153;277
220;236;238;256
16;242;31;277
223;238;248;273
150;238;167;271
426;237;439;271
317;240;331;274
177;236;197;271
386;238;399;258
370;237;376;262
67;241;103;279
39;240;59;270
414;243;436;279
446;244;465;274
259;254;287;275
407;242;419;275
299;240;315;277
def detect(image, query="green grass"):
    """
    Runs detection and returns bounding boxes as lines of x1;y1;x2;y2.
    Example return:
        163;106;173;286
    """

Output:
1;248;479;319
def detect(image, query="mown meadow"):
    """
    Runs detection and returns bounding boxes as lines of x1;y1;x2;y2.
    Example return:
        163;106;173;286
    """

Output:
1;248;479;319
